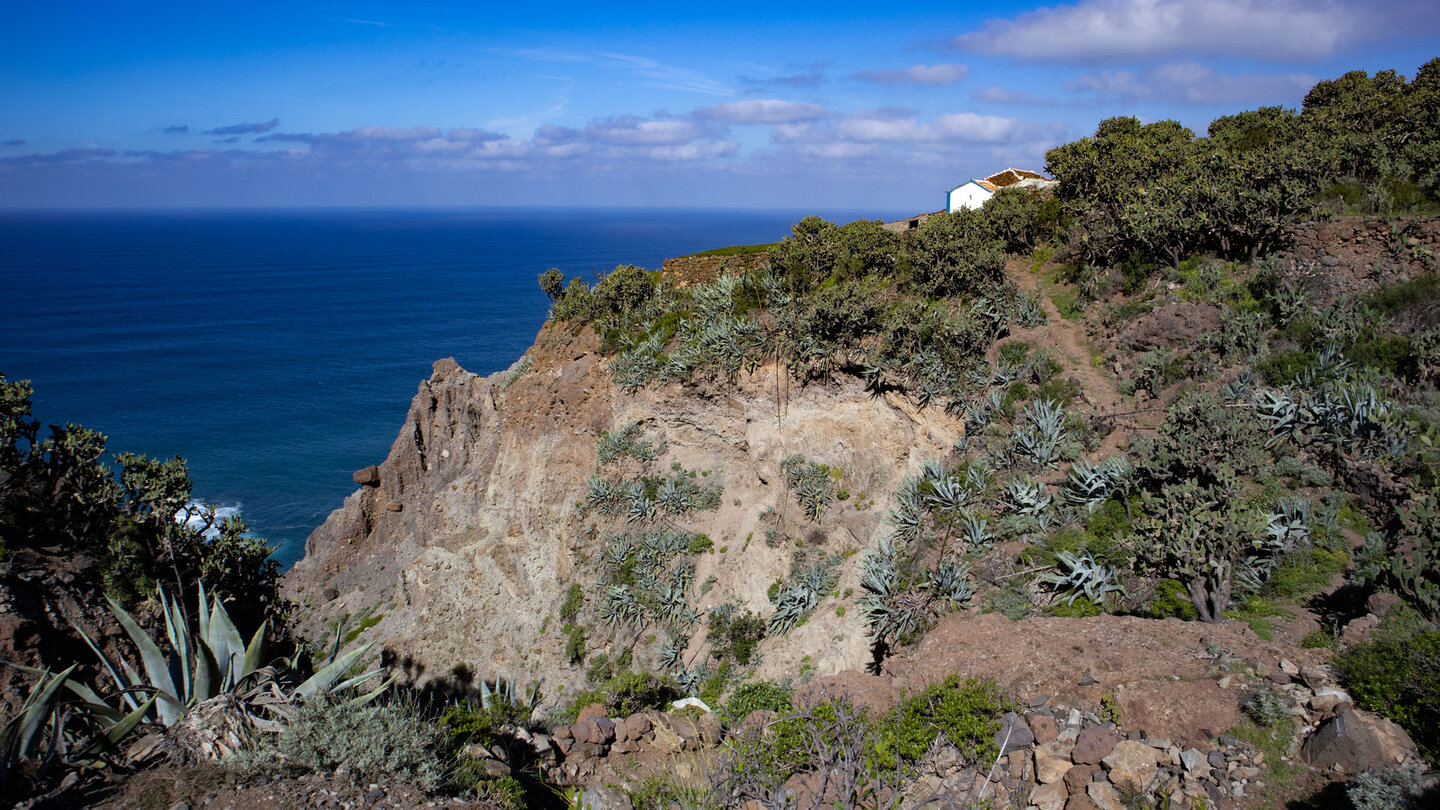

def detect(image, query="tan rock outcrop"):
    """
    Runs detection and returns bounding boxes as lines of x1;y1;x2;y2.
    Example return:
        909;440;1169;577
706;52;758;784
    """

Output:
284;321;961;695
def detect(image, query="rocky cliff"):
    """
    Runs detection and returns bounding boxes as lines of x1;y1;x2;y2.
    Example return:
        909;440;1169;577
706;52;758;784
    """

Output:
284;320;964;697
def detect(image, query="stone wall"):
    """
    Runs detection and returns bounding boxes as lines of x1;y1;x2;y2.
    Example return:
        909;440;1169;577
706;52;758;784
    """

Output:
659;252;769;288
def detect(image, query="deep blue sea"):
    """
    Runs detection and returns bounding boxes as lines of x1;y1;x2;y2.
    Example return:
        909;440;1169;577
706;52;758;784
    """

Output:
0;207;902;567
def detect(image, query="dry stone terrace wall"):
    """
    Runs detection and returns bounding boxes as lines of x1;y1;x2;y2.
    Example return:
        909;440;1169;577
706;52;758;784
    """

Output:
658;252;770;288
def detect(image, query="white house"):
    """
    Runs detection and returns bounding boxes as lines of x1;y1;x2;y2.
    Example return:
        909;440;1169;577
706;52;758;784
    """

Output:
947;179;1000;212
947;168;1057;213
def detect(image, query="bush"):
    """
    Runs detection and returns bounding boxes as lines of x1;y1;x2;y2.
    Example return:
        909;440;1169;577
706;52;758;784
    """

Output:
555;670;679;724
558;583;584;624
253;694;447;790
563;623;586;665
1242;688;1291;729
720;680;795;724
873;675;1011;770
902;210;1007;298
1334;626;1440;759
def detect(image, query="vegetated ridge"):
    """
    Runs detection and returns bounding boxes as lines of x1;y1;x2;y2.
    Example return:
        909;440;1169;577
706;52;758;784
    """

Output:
4;60;1440;809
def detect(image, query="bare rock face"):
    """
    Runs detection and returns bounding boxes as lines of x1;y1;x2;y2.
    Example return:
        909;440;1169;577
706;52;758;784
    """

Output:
1301;707;1419;774
284;322;961;695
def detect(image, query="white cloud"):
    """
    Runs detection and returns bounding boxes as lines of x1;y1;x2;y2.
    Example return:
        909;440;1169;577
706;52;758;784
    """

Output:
586;118;703;147
833;111;1027;144
694;99;830;124
971;87;1058;106
850;64;970;86
955;0;1383;63
1068;61;1317;103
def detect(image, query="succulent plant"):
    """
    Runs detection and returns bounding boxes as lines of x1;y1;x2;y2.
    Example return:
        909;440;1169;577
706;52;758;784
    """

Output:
1038;550;1124;606
1015;399;1068;466
1004;476;1051;517
929;559;975;605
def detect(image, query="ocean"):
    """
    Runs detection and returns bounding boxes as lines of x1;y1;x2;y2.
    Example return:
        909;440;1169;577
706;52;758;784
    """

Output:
0;207;902;567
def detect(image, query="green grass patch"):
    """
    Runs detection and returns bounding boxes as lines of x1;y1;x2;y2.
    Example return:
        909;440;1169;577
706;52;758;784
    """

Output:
681;242;780;258
1226;716;1305;805
1226;596;1291;641
1267;546;1348;600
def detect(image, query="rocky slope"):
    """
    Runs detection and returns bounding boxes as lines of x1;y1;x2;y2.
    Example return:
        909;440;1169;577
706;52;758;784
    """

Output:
284;320;964;698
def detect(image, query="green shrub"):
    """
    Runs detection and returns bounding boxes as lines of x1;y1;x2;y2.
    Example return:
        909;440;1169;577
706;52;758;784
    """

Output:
1335;627;1440;759
720;680;795;724
687;534;714;554
558;583;584;624
1242;688;1291;729
1145;579;1201;621
1049;596;1104;618
707;605;766;666
255;694;447;790
873;675;1011;770
563;624;586;665
555;670;680;724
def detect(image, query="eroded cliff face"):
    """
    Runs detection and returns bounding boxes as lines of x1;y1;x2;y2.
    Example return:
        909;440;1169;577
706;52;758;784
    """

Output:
283;320;962;695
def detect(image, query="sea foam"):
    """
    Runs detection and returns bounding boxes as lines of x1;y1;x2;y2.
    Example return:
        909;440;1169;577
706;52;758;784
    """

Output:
175;501;241;540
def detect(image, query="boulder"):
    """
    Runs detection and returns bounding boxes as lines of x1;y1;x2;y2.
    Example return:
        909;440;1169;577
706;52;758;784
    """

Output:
576;703;609;725
1031;780;1068;810
622;713;652;740
698;712;725;745
1102;740;1161;793
1301;707;1418;774
996;711;1035;754
1179;748;1210;780
1035;742;1074;784
1030;714;1060;745
1072;727;1121;765
1087;781;1125;810
578;785;634;810
352;465;381;486
1309;689;1352;715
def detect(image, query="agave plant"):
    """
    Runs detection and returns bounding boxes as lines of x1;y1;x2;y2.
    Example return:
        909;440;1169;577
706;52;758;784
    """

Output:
1015;399;1068;466
1264;498;1313;550
1004;477;1051;517
929;559;975;605
957;510;993;548
0;665;154;795
477;673;543;713
1038;550;1124;606
50;584;389;764
655;478;695;516
1064;456;1132;512
656;638;686;673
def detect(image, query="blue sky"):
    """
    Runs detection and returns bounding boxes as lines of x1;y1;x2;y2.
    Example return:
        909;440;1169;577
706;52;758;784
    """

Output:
2;1;1436;212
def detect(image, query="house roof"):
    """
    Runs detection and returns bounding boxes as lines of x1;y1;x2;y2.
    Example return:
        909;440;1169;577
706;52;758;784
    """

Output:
947;178;998;193
983;167;1050;187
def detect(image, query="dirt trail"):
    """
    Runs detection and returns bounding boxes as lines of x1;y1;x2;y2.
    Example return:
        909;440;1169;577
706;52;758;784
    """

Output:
1000;257;1140;456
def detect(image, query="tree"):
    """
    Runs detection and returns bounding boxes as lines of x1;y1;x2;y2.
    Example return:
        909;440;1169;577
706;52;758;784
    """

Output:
0;374;286;633
1126;394;1273;622
1045;117;1206;268
1204;107;1321;259
1301;69;1410;187
769;216;841;293
900;209;1006;297
979;186;1060;254
537;268;565;301
1130;478;1264;623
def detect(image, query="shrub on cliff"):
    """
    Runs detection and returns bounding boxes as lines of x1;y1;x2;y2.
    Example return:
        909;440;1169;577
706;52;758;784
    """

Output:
901;208;1007;298
0;374;287;634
